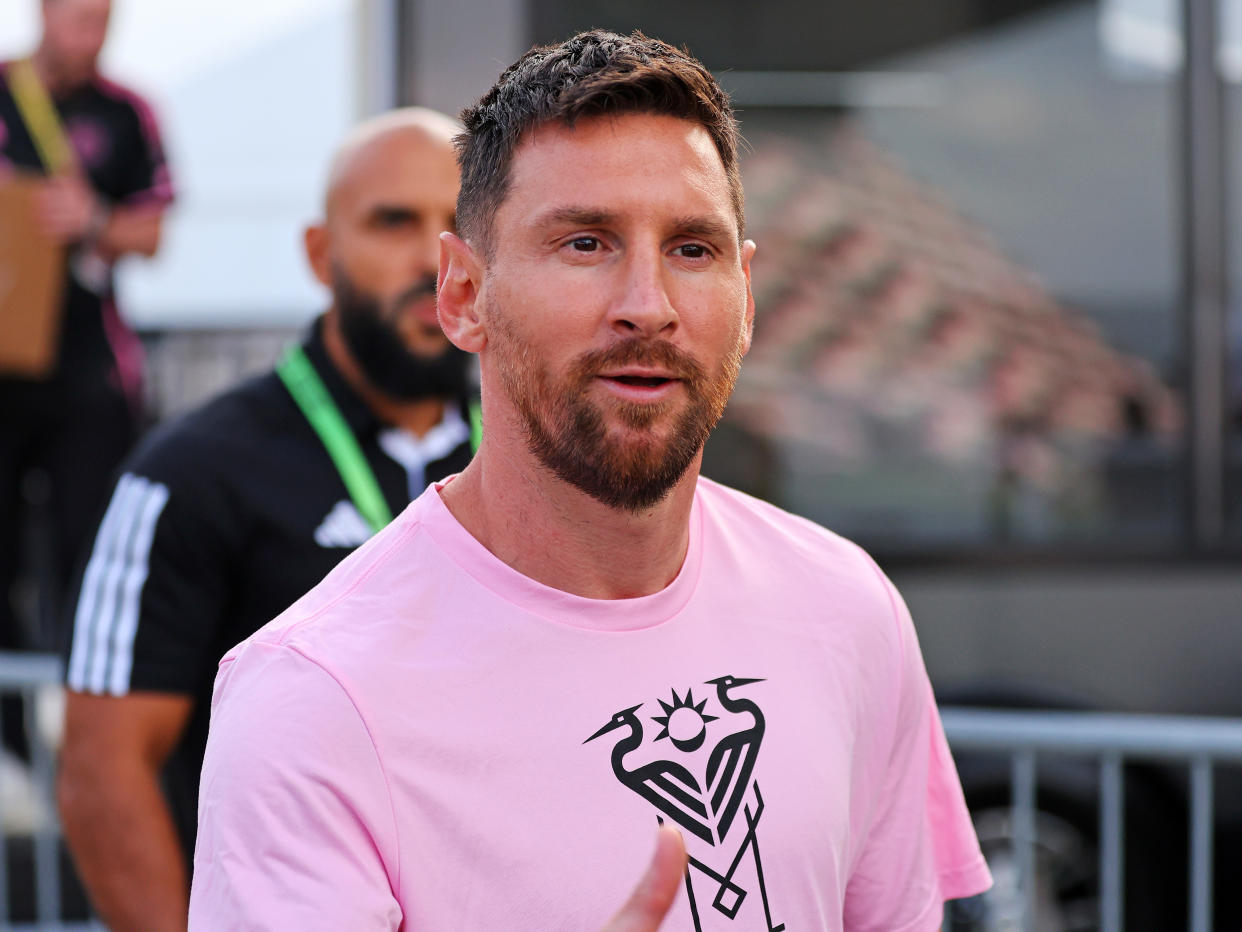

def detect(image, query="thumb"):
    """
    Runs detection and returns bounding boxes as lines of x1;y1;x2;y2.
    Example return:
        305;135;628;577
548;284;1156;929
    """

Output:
600;824;687;932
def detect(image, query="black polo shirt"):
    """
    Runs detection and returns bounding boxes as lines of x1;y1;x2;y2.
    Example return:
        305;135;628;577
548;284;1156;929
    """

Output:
0;62;173;388
63;319;476;860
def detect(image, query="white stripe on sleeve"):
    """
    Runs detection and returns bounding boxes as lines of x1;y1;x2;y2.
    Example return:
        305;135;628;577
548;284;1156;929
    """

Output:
84;477;149;692
105;481;170;695
66;474;170;694
68;474;143;691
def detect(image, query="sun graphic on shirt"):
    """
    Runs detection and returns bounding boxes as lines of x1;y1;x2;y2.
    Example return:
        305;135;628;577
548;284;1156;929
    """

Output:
651;688;719;753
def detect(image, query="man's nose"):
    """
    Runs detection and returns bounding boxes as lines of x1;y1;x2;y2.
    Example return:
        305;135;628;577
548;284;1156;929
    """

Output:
609;252;678;338
416;225;442;275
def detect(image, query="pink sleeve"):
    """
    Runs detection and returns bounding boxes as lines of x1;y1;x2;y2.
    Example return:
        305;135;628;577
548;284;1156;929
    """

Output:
188;641;402;931
842;574;992;932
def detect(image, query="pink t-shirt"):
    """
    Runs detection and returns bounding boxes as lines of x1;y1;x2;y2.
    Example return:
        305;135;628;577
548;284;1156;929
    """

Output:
189;477;990;931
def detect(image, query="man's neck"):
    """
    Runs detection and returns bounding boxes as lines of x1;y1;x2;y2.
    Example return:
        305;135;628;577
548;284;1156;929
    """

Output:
29;45;89;95
438;402;699;601
321;311;446;438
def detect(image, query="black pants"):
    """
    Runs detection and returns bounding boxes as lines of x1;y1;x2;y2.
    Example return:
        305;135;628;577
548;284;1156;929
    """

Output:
0;376;139;754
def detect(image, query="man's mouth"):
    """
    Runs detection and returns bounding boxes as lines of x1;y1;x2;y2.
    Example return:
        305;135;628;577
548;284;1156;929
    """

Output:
607;375;675;388
392;279;439;321
596;368;683;401
580;340;703;404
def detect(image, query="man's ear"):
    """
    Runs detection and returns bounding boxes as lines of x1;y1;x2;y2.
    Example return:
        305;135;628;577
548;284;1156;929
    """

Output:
303;223;332;288
740;238;757;355
438;232;486;353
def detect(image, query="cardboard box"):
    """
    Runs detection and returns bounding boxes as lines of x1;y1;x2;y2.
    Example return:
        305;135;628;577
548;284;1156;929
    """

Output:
0;172;65;378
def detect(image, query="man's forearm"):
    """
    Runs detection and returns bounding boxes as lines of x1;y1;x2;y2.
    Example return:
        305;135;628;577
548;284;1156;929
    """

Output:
58;760;188;932
96;204;163;260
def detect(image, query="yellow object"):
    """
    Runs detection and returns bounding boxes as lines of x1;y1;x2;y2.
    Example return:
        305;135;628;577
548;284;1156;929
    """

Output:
8;59;76;174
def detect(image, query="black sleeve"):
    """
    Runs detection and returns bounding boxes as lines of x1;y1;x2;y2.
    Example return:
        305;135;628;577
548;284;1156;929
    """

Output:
63;432;238;697
110;93;174;208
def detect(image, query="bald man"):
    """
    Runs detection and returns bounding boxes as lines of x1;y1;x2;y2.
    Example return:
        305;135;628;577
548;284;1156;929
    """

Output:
57;108;476;932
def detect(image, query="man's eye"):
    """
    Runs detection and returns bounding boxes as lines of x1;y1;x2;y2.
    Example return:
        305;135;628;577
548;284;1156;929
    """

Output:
677;243;710;259
376;211;415;228
570;237;600;252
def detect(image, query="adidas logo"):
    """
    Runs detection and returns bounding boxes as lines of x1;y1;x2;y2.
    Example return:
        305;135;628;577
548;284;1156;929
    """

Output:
314;500;373;548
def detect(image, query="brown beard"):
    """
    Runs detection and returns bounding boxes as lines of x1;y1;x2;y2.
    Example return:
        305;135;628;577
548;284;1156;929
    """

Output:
491;317;744;512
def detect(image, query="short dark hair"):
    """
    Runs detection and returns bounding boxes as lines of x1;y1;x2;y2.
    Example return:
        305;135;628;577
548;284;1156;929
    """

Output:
456;30;743;255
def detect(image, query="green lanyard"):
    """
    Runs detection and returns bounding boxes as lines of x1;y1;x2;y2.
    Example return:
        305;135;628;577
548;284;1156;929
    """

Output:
277;345;481;535
277;346;393;533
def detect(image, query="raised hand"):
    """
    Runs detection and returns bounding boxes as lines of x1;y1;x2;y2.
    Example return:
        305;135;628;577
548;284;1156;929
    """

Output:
600;825;687;932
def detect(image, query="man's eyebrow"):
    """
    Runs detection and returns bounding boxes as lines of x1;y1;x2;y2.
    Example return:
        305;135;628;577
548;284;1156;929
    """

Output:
532;205;619;228
671;215;736;240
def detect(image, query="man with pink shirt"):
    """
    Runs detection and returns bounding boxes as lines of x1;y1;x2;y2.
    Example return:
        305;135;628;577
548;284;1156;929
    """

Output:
189;30;991;931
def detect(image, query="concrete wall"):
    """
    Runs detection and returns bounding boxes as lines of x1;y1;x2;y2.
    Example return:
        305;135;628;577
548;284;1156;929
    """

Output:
895;565;1242;717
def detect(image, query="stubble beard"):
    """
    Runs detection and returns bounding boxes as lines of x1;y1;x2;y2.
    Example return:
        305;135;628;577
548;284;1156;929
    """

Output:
490;313;744;513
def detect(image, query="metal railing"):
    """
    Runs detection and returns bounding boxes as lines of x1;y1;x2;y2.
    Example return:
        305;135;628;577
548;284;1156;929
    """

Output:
0;652;93;931
942;706;1242;932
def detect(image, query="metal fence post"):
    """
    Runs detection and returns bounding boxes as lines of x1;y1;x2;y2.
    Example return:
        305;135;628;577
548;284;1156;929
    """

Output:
1011;750;1037;931
25;686;60;925
1189;756;1214;932
1179;0;1230;547
1098;754;1124;932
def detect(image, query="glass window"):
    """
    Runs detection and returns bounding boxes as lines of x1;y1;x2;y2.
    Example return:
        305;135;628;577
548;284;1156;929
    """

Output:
530;0;1185;550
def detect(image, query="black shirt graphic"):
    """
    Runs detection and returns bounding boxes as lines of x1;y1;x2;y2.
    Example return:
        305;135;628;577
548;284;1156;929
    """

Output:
587;677;784;932
63;318;477;860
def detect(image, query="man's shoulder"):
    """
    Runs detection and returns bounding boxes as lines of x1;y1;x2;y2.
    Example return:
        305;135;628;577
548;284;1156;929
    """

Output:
224;495;443;664
126;369;297;484
696;476;875;570
694;476;899;625
75;73;167;160
695;478;909;666
86;72;157;119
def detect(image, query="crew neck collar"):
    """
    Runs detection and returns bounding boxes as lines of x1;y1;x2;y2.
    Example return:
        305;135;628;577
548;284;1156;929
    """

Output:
413;478;703;632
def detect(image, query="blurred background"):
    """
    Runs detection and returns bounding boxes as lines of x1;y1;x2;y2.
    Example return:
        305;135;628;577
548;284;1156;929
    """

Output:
3;0;1242;929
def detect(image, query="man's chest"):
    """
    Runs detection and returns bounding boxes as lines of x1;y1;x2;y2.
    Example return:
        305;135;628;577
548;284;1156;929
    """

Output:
224;438;409;614
230;497;384;640
1;90;131;192
354;620;883;931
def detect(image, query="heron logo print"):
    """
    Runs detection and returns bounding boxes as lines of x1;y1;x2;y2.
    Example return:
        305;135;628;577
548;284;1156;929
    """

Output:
585;676;785;932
